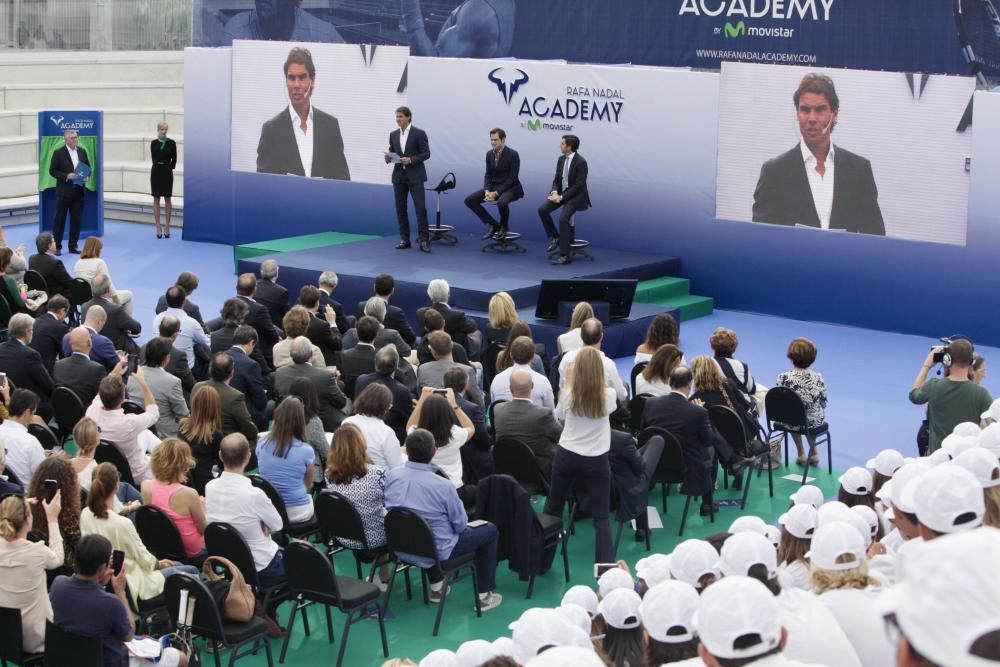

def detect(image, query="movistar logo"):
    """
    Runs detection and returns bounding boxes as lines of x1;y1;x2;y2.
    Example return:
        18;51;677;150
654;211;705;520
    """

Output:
724;21;745;37
488;67;529;105
526;119;541;130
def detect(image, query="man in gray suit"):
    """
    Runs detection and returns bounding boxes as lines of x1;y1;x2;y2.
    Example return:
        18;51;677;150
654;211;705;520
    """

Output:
127;336;188;437
493;370;562;478
341;297;411;357
54;326;116;408
273;337;348;431
417;330;483;408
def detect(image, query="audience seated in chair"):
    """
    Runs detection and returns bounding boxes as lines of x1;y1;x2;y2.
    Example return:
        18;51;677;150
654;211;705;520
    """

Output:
407;388;475;493
256;397;317;522
86;374;160;484
55;326;112;409
417;308;469;366
274;337;347;431
635;344;682;398
490;335;554;408
254;259;289;330
128;336;188;438
493;369;562;480
354;345;414;444
776;337;829;466
343;296;411;357
177;385;225;495
27;456;82;573
343;382;405;470
418;330;484;408
226;325;271;431
421;278;480;359
154;315;196;395
154;271;205;326
354;273;415;345
27;232;71;298
153;286;210;377
634;313;679;365
556;301;593;356
28;295;70;376
557;318;627;402
140;438;206;560
443;366;494;483
81;273;141;353
271;306;325;369
318;270;352;335
0;314;55;419
0;389;49;484
298;284;342;367
340;315;380;398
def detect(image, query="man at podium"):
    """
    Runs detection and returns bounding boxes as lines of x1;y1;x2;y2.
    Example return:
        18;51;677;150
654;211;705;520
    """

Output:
48;129;90;255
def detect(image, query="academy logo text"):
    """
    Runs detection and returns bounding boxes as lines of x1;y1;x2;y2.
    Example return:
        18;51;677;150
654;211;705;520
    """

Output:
487;68;625;132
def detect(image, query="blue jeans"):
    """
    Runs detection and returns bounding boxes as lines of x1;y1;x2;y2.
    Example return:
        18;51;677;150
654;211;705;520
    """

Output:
258;549;285;579
161;563;199;579
427;523;499;593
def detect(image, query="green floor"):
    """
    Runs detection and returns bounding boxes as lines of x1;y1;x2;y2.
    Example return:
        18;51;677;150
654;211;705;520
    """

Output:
227;461;842;666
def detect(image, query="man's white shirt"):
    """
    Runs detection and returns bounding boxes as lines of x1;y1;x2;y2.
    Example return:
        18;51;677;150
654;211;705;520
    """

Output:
801;140;835;230
289;103;314;177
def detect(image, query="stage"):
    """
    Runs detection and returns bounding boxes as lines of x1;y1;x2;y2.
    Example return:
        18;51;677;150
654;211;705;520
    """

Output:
237;233;683;358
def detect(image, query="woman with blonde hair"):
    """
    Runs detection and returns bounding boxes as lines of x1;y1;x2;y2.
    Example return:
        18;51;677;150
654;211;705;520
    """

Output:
689;355;758;435
140;438;206;558
636;344;682;397
486;291;518;347
545;347;618;563
0;492;63;654
151;120;177;239
70;416;100;488
557;301;594;354
27;457;80;572
178;385;224;494
73;235;134;315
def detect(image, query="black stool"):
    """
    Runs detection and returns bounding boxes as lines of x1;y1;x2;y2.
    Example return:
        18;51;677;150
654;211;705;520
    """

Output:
482;230;526;254
427;172;458;246
546;213;594;261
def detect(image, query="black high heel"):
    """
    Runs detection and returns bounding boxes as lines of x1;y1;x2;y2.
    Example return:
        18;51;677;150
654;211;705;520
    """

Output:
156;232;162;239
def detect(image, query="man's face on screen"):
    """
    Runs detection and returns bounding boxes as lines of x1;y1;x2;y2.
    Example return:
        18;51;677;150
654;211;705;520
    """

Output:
255;0;294;20
285;63;313;107
796;92;837;149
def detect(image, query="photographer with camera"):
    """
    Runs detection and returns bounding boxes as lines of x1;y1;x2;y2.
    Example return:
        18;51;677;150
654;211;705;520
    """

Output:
910;338;992;453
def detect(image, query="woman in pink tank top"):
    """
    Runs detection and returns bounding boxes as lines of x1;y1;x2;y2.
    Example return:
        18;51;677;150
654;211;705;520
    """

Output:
140;438;206;557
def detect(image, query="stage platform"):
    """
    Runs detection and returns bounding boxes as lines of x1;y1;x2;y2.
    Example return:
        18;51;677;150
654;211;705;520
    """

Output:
237;233;684;358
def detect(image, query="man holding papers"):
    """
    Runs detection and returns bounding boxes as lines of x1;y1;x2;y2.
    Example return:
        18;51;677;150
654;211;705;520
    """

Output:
48;129;90;255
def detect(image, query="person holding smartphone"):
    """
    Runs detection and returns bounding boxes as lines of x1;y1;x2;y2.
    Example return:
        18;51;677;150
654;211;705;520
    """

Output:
26;457;81;573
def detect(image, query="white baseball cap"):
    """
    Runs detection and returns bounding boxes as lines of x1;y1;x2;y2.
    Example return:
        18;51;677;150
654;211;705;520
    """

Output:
865;448;904;477
511;608;592;665
526;646;604;666
891;461;933;514
874;479;893;504
910;464;984;534
886;529;1000;667
942;433;979;458
419;649;457;667
635;554;673;588
597;567;634;598
838;467;873;495
718;531;778;579
561;585;598;617
953;421;983;437
979;422;1000;457
816;500;852;526
597;588;642;630
669;539;721;588
807;521;867;571
454;640;496;667
850;505;879;539
728;515;768;536
928;448;954;466
788;484;825;509
981;399;1000;424
954;447;1000;489
693;576;782;660
640;581;700;643
491;637;515;658
778;503;818;539
763;525;781;548
557;603;593;637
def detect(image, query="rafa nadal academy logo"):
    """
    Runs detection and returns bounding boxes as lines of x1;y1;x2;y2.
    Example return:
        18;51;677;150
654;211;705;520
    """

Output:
488;67;529;105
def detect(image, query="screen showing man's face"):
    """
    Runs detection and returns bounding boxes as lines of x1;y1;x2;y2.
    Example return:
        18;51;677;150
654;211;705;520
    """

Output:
255;0;294;20
489;133;504;150
796;92;838;149
285;63;314;107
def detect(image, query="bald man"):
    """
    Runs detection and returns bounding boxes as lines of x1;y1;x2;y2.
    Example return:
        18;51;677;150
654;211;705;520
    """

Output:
54;326;123;406
61;306;120;372
492;369;562;477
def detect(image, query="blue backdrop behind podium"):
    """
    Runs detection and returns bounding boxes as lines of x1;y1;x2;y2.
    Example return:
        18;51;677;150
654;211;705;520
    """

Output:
38;110;104;240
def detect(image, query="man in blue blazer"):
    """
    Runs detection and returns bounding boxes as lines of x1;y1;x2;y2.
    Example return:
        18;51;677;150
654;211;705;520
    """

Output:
385;106;431;252
538;134;591;265
228;325;271;431
465;127;524;240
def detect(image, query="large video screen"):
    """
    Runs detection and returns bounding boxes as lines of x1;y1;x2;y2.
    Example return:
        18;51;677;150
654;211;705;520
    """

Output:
230;40;408;185
715;62;976;246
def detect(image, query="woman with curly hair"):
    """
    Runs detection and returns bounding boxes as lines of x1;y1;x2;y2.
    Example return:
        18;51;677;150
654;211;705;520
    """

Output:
140;438;206;558
27;456;81;572
776;337;827;466
635;312;679;364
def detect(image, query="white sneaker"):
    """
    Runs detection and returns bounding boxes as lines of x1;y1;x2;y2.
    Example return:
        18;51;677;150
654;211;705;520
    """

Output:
371;574;387;593
428;585;451;604
476;592;503;612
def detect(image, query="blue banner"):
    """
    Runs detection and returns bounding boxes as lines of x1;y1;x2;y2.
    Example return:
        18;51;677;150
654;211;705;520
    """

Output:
38;110;104;241
194;1;972;76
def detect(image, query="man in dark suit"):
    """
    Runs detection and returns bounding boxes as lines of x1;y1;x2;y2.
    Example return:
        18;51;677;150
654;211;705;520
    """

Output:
235;273;283;365
493;369;562;479
29;294;70;376
273;337;347;431
608;429;663;543
193;353;258;445
317;271;351;335
54;326;113;407
48;129;90;253
339;316;376;399
354;273;415;346
640;366;747;516
421;278;479;357
256;47;350;181
752;73;884;236
298;285;341;367
538;133;592;265
0;314;55;420
416;308;469;366
61;305;119;373
354;345;414;444
385;106;431;252
254;259;289;330
82;274;141;352
465;127;524;239
343;300;411;357
27;232;72;297
155;315;195;395
228;325;271;431
154;272;205;326
210;298;270;377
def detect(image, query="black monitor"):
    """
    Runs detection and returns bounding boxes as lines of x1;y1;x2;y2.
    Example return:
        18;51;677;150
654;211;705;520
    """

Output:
534;278;638;320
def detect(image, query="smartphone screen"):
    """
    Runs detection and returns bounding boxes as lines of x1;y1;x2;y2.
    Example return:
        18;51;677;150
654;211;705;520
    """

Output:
112;550;125;575
0;372;6;384
42;479;59;503
594;563;619;579
127;353;139;374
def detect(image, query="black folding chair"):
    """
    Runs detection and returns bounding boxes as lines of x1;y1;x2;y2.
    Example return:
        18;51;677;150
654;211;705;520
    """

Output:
248;474;321;545
43;621;103;667
493;436;549;496
628;393;652;437
0;606;43;665
23;270;47;296
765;386;832;485
69;278;92;326
204;522;290;615
52;386;86;444
485;399;507;438
708;404;773;507
164;572;273;667
135;504;206;568
27;423;59;451
383;507;481;636
279;541;388;667
315;491;390;581
482;341;504;392
629;362;648;399
94;440;137;488
0;294;11;341
639;427;711;536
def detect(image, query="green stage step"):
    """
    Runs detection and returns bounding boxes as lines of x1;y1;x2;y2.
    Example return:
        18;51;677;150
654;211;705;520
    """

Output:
232;231;379;271
635;276;715;321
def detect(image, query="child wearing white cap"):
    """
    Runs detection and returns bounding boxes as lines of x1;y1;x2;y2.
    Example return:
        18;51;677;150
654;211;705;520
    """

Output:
864;448;903;498
777;504;817;589
509;608;592;665
639;581;700;664
788;484;824;510
953;446;1000;527
905;463;984;539
808;522;894;667
597;588;645;667
837;467;875;510
668;539;721;592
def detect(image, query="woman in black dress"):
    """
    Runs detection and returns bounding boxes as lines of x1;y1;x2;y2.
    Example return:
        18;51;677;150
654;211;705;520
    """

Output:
178;385;224;495
150;121;177;239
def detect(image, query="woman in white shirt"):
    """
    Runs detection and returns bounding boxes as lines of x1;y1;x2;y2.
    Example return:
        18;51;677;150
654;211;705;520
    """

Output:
73;236;134;316
634;344;683;398
343;383;404;470
407;388;474;490
546;347;617;564
556;301;593;355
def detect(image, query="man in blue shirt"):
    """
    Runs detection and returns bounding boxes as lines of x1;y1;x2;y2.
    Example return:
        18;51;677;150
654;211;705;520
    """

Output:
384;428;502;611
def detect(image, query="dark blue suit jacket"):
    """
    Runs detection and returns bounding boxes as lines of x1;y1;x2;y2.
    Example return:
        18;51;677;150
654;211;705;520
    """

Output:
228;346;268;430
389;126;430;185
61;327;119;372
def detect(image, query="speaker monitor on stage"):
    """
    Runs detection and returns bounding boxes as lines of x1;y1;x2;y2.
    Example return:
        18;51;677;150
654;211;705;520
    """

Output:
535;278;638;324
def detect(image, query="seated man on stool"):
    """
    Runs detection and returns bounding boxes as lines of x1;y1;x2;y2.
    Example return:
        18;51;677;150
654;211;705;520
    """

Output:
538;133;591;265
464;127;523;240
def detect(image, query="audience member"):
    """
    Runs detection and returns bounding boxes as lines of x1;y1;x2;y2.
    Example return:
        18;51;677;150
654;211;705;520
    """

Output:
344;296;412;357
27;295;69;374
27;456;81;572
557;319;627;401
155;315;196;394
711;326;761;409
324;423;388;554
443;366;494;480
354;345;414;443
636;343;682;397
318;270;351;334
274;337;347;431
140;438;206;558
210;298;271;375
0;314;55;418
0;226;27;284
54;326;114;407
906;463;984;539
407;388;475;491
81;273;141;351
227;324;271;430
384;428;502;610
690;354;759;438
73;236;134;315
27;232;71;297
355;272;414;344
635;312;679;364
0;389;46;483
205;433;285;577
416;308;469;366
556;301;593;355
255;259;289;328
85;373;159;483
192;352;258;445
128;336;188;437
776;503;817;589
286;377;330;484
493;320;546;375
776;337;828;466
272;306;325;368
639;581;700;665
493;369;562;478
490;335;554;407
598;588;645;667
232;273;283;363
0;444;24;496
608;429;663;543
953;447;1000;527
0;247;30;314
418;330;484;407
423;278;479;357
60;304;119;372
343;383;404;469
257;397;316;521
70;417;100;488
0;493;63;655
340;315;381;397
153;286;210;373
486;292;517;349
299;284;342;366
177;384;224;494
837;466;875;509
155;271;205;325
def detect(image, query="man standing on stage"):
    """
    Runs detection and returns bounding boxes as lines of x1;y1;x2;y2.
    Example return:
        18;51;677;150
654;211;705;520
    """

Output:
538;134;590;265
48;129;90;255
464;127;523;240
386;106;431;253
